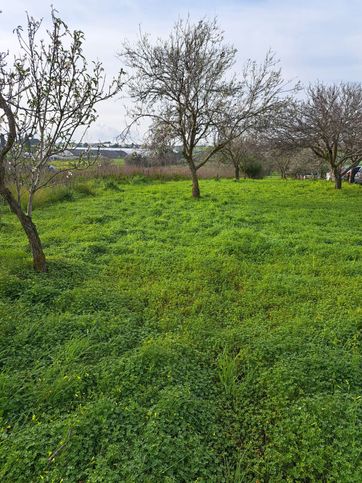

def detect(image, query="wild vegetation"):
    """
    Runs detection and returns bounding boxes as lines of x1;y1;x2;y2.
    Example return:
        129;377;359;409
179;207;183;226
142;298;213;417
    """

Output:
1;11;362;273
0;178;361;481
121;19;293;198
1;7;362;482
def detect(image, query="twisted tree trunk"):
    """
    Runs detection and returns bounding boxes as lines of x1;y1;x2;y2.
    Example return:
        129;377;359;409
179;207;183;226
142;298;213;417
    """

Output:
0;184;47;271
0;92;47;272
187;159;201;198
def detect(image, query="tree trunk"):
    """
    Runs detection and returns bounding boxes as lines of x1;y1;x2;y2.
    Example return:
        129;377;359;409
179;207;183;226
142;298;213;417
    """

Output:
187;160;201;198
15;179;22;206
235;164;240;181
0;184;47;272
27;190;34;217
0;93;46;271
333;169;342;189
191;172;200;198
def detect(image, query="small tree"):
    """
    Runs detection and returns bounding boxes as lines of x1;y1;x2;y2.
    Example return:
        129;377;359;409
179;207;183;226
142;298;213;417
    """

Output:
0;10;123;271
286;149;328;179
271;147;295;180
220;136;266;180
120;18;290;197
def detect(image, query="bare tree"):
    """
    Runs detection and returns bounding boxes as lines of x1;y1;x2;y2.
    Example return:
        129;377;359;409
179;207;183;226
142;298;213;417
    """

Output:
270;82;362;189
286;149;328;179
0;10;123;272
120;18;291;197
220;136;266;180
270;147;295;180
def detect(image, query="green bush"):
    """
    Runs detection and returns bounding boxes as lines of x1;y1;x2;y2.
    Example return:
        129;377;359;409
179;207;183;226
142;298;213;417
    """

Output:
243;160;265;178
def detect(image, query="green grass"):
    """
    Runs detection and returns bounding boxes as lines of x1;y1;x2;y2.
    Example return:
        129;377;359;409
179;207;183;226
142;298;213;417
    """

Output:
49;159;76;169
0;178;361;481
111;157;125;166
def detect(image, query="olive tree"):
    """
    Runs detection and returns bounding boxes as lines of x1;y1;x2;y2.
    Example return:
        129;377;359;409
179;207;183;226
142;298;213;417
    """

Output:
0;10;123;272
120;18;290;197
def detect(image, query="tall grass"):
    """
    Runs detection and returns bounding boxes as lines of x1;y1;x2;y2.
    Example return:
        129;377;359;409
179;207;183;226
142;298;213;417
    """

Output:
65;162;236;182
6;181;97;212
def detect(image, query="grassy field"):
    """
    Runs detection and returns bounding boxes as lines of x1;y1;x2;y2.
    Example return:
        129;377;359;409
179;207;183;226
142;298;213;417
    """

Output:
0;178;361;481
112;157;125;166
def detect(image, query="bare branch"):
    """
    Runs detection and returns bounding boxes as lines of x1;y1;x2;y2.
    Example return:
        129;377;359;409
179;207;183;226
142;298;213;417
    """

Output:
120;18;291;197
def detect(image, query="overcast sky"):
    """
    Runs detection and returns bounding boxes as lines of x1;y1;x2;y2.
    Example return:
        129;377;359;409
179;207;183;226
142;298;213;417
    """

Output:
1;0;362;142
